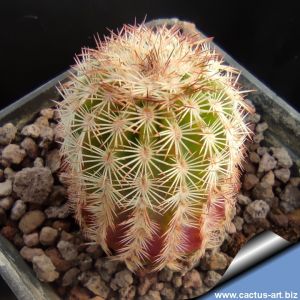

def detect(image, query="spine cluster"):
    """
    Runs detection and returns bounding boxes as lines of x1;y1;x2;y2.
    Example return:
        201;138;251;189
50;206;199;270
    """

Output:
57;23;252;271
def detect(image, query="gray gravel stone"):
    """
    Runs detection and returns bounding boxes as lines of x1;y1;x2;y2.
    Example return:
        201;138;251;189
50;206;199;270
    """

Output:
13;167;54;204
233;216;244;231
45;203;70;219
57;240;78;261
237;194;251;206
280;184;300;212
0;196;13;210
255;122;268;133
84;273;110;298
10;200;26;221
252;182;274;200
274;168;291;183
244;200;270;223
0;180;12;197
0;123;17;145
18;210;46;234
32;254;59;282
258;153;277;173
111;269;133;290
62;267;80;286
271;147;293;168
204;270;222;287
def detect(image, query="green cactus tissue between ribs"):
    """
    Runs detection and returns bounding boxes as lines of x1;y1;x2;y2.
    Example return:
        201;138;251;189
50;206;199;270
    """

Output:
56;22;253;272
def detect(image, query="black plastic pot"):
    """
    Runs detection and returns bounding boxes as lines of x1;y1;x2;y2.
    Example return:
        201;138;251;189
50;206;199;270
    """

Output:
0;19;299;300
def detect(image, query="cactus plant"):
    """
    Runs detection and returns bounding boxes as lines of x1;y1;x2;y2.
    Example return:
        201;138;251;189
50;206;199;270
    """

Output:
57;22;253;272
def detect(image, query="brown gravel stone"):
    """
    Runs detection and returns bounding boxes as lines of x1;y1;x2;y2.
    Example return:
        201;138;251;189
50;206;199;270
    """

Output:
258;153;277;173
68;286;91;300
268;210;289;228
45;248;73;272
202;252;228;271
161;283;176;300
0;196;14;210
243;174;259;190
21;124;41;138
252;182;274;200
158;268;173;282
2;144;26;164
0;123;17;145
46;149;61;173
249;152;260;163
204;270;222;287
244;200;270;223
18;210;46;234
261;171;275;186
45;203;70;219
142;290;161;300
21;137;38;158
84;273;110;298
0;207;7;225
62;267;81;287
20;246;44;262
23;232;39;247
182;269;202;289
39;226;58;245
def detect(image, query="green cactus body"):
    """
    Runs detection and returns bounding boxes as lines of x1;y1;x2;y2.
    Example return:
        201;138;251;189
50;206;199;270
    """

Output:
57;23;252;271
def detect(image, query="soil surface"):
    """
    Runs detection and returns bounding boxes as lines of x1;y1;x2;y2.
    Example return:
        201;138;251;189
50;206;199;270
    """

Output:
0;102;300;300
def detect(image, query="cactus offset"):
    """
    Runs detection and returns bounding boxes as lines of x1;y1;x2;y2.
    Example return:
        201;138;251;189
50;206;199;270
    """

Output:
57;23;252;271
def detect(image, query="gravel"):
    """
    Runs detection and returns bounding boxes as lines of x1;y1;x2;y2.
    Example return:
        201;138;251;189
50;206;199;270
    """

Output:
0;105;299;299
13;167;54;204
18;210;46;234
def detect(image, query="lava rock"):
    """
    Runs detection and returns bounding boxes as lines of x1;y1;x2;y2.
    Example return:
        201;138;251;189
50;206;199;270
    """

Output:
237;194;251;206
13;167;54;204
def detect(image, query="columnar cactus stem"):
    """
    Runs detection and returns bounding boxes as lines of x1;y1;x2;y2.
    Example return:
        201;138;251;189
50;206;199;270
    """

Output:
57;22;253;272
